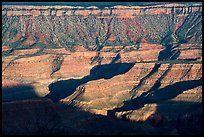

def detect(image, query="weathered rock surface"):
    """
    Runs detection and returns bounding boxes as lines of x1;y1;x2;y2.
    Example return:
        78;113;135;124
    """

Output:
2;2;202;135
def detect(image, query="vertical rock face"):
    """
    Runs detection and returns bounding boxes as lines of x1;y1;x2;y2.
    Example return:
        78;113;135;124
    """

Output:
2;2;202;135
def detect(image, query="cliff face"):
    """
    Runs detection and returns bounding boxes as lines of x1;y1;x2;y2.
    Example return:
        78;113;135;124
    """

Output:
2;3;202;135
2;4;202;49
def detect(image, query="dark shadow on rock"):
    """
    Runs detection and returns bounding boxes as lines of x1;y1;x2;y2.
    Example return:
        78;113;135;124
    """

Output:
131;63;161;92
137;63;173;100
158;45;173;61
2;98;62;135
175;11;202;43
2;84;39;102
146;100;202;135
131;44;181;96
110;53;121;64
45;63;135;103
108;77;202;116
2;97;163;135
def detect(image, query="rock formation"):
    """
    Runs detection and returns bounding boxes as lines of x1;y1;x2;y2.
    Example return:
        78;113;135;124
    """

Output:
2;2;202;135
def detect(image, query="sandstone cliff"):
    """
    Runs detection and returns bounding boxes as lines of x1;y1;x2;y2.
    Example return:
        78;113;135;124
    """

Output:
2;3;202;135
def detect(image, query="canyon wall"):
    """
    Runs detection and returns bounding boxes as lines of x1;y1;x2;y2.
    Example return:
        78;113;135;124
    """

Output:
2;3;202;135
2;3;202;50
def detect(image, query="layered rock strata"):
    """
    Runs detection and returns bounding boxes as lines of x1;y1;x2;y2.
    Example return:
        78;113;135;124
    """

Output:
2;3;202;135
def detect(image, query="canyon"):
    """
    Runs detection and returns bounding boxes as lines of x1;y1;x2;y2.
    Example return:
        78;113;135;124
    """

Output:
2;2;202;135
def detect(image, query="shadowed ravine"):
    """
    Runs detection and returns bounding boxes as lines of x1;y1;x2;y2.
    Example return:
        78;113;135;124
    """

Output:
107;77;202;117
131;44;181;98
45;63;135;103
2;85;39;102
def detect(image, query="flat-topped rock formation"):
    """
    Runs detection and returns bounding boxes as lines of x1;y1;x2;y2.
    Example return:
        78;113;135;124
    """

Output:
2;3;202;50
2;3;202;17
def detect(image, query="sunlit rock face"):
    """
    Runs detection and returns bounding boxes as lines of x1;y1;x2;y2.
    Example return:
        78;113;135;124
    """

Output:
2;2;202;135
